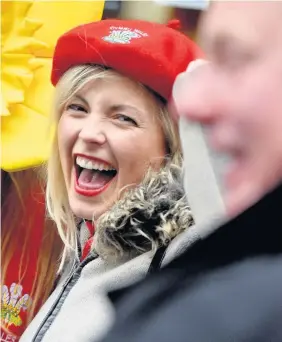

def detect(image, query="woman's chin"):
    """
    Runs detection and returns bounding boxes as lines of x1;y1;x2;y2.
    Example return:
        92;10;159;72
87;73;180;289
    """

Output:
69;194;114;221
71;207;102;221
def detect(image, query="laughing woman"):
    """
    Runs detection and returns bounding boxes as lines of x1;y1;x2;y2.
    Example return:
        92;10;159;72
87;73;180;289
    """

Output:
20;19;201;342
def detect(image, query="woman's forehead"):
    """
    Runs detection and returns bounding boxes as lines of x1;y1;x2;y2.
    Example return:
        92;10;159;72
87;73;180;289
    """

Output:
75;73;162;110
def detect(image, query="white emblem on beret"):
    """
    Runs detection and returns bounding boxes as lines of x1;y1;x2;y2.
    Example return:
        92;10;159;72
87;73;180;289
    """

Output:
103;26;148;44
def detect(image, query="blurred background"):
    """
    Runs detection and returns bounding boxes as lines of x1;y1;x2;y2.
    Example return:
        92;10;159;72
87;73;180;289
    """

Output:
103;0;209;39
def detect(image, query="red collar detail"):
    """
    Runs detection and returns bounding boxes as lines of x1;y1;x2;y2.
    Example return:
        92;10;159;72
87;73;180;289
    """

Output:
81;221;95;261
85;220;95;236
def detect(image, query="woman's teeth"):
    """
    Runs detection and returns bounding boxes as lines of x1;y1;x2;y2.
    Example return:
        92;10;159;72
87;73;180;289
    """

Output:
76;156;115;171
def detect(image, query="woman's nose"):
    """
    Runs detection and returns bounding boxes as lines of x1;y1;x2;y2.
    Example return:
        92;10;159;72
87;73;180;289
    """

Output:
78;115;107;145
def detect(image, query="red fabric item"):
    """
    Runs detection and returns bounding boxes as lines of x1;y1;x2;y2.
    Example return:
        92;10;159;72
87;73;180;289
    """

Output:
1;188;46;342
166;19;181;30
51;18;203;100
81;221;95;261
85;221;95;236
81;237;94;262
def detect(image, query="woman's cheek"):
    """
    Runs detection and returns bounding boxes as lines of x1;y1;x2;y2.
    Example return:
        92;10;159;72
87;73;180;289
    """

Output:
58;116;79;150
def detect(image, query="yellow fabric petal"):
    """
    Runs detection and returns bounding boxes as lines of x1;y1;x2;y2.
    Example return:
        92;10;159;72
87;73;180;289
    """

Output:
28;1;105;57
21;58;54;117
2;54;33;106
1;104;53;171
1;1;48;115
1;94;10;116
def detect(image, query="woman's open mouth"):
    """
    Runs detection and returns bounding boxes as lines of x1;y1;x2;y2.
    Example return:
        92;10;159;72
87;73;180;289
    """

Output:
74;155;117;197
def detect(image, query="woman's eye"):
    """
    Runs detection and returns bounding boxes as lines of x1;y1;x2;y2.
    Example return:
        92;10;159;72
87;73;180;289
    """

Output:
115;114;137;126
66;103;87;112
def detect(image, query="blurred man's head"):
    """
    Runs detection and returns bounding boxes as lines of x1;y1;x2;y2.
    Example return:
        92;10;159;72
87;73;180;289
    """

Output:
174;2;282;216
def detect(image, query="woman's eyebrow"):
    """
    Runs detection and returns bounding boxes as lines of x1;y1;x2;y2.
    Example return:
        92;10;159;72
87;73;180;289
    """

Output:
110;104;143;116
72;94;89;106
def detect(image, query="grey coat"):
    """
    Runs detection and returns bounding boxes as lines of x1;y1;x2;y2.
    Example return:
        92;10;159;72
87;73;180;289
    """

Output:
20;166;199;342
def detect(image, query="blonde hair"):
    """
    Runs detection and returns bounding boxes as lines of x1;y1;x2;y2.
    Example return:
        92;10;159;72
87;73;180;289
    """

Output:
1;168;62;332
46;65;182;269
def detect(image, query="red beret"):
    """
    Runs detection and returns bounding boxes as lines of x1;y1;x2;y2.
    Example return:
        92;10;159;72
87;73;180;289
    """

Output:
51;19;203;100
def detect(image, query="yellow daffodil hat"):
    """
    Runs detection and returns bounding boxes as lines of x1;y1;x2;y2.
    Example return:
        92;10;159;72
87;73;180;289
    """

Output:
1;1;105;171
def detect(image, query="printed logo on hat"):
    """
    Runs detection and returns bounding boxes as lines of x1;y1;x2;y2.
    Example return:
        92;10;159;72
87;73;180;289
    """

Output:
102;26;148;44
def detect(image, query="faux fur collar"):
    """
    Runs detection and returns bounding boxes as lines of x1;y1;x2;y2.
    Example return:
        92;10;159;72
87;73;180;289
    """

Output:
93;165;194;261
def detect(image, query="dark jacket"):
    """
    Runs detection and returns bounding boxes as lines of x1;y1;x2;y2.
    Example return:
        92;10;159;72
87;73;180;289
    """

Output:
102;183;282;342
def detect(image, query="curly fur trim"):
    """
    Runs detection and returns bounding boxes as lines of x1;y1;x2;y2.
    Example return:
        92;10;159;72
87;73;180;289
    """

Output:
93;165;194;261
